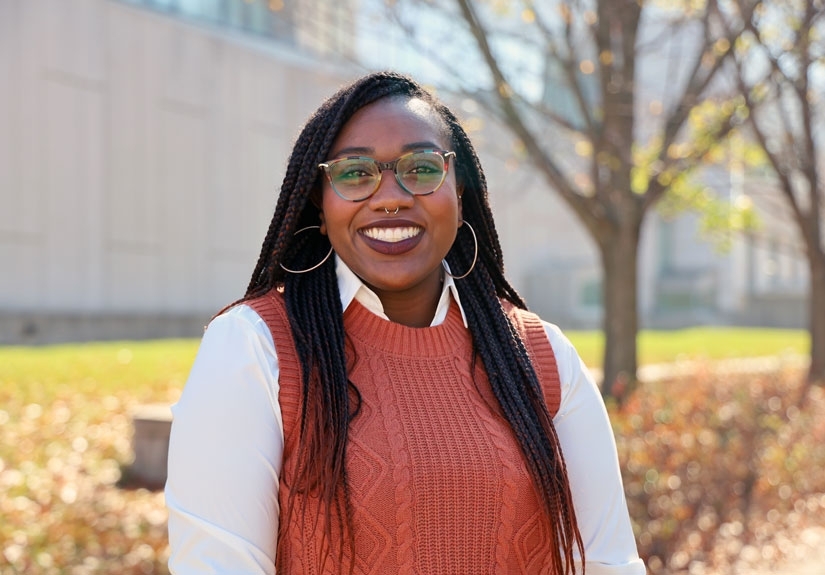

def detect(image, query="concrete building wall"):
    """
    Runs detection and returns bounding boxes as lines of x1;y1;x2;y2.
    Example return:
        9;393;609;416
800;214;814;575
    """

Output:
0;0;352;343
0;0;614;341
467;112;603;328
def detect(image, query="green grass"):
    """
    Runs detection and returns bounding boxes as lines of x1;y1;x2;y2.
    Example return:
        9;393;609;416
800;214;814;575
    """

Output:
0;328;808;389
565;327;808;368
0;339;201;575
0;339;198;404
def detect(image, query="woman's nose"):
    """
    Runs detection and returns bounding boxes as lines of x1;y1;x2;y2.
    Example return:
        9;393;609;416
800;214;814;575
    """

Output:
369;169;415;211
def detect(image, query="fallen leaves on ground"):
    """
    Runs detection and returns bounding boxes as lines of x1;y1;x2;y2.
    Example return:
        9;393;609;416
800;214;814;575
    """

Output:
615;365;825;573
1;350;823;574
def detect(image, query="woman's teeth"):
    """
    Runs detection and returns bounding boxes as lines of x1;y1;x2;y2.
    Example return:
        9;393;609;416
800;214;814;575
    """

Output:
362;226;422;243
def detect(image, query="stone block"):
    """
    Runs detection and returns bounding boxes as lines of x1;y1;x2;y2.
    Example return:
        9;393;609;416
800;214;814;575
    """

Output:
126;403;173;489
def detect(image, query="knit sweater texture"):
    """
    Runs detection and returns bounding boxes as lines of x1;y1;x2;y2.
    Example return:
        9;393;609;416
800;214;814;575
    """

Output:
247;289;563;575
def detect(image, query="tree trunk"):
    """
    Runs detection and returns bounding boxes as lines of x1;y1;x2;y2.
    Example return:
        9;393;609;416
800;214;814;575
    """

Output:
599;218;641;400
808;244;825;384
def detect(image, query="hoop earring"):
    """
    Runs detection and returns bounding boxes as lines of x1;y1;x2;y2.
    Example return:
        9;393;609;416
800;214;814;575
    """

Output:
279;226;334;274
443;221;478;280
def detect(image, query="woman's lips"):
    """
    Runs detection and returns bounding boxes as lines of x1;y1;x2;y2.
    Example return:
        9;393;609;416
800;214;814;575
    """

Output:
359;222;424;255
361;226;422;243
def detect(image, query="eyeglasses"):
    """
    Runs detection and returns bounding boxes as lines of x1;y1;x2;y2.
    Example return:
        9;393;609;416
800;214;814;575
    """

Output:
319;149;456;202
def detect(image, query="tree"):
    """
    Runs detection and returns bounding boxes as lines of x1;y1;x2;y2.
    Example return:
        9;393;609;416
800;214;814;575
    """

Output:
386;0;751;398
729;0;825;387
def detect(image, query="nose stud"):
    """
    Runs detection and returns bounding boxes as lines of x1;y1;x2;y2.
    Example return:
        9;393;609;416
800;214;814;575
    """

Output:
384;207;399;215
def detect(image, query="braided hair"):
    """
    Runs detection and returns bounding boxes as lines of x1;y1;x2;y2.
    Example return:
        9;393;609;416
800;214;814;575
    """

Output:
234;71;584;574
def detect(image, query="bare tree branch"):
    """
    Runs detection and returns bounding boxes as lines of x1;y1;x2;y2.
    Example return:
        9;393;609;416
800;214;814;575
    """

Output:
384;0;760;395
454;0;601;235
727;0;825;383
652;0;747;202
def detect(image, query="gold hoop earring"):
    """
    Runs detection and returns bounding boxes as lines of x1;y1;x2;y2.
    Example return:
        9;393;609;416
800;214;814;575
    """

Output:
279;225;334;274
443;221;478;280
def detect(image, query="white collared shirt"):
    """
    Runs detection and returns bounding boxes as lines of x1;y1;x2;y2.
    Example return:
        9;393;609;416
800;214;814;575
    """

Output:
166;256;645;575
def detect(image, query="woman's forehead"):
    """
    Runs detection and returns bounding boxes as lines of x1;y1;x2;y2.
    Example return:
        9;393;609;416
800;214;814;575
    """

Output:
406;97;437;117
338;96;450;143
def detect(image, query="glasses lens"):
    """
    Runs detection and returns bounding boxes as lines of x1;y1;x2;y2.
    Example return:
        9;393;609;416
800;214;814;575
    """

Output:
396;151;447;195
328;158;380;200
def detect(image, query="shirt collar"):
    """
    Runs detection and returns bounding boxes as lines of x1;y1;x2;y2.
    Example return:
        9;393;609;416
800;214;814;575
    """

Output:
334;254;468;328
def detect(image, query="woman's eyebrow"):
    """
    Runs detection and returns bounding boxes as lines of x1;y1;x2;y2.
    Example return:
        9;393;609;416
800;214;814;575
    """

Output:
333;146;373;157
331;141;443;158
401;141;442;151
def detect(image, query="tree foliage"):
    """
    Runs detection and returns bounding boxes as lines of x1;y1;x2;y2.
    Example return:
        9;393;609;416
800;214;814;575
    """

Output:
384;0;755;398
726;0;825;385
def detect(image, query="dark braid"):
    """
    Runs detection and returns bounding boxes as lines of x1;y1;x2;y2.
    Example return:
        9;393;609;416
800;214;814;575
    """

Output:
232;71;584;574
440;102;585;574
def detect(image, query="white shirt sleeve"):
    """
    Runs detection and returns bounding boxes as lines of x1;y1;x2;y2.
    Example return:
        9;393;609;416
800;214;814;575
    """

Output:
545;322;646;575
166;306;283;575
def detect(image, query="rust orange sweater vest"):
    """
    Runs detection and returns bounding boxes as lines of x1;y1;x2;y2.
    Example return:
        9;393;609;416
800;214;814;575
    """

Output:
247;289;562;574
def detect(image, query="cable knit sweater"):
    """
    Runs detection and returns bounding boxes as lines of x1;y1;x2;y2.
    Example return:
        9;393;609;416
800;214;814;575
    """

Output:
247;288;563;575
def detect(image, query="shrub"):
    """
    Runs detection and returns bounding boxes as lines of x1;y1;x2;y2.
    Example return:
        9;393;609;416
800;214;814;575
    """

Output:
613;366;825;574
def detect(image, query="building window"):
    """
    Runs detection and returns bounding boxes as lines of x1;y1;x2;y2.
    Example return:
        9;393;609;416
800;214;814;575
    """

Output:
116;0;295;44
579;279;602;307
542;57;600;130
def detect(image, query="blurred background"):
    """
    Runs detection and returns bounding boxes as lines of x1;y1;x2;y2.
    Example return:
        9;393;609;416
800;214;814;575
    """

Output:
0;0;814;341
1;0;823;573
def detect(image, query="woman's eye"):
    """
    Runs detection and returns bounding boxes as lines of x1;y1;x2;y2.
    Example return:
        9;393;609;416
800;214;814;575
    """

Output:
340;168;369;178
404;161;440;175
335;162;374;180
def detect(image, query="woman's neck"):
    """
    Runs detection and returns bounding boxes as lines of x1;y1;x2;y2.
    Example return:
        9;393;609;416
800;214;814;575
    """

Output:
370;274;444;328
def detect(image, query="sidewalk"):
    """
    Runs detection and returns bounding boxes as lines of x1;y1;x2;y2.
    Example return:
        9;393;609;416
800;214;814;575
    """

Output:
758;526;825;575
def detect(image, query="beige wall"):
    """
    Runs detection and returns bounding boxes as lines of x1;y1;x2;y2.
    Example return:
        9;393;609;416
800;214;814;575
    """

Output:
0;0;353;341
0;0;606;343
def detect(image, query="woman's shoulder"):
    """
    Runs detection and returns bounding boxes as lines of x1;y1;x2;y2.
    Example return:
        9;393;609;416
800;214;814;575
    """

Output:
202;304;275;355
239;286;286;312
498;299;580;365
211;288;298;364
213;288;287;332
500;299;555;341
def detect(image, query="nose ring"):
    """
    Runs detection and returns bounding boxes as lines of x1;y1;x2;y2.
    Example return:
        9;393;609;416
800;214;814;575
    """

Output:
384;207;399;215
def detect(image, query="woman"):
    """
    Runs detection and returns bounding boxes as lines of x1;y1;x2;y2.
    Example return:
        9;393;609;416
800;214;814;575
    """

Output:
166;71;645;575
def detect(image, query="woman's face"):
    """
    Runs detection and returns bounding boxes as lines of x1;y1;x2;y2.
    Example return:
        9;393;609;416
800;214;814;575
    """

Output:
318;97;462;303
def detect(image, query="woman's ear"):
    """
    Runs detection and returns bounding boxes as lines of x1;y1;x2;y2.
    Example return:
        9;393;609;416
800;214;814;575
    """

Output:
457;186;464;224
311;186;327;234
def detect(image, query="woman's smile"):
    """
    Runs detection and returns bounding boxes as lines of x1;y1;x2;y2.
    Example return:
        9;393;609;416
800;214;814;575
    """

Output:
358;221;425;256
360;225;422;243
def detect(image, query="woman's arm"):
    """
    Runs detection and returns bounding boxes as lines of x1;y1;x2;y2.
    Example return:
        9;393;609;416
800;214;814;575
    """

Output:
544;322;646;575
166;306;283;574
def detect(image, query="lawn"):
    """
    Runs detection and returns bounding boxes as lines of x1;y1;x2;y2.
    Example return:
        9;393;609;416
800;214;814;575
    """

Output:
567;327;808;368
0;329;821;574
0;340;196;575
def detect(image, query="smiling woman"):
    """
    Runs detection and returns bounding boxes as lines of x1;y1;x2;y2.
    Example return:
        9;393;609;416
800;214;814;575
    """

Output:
317;98;462;326
165;71;646;575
